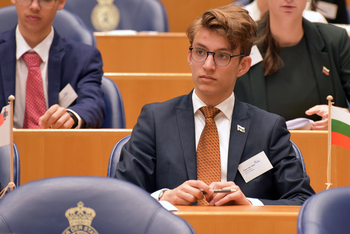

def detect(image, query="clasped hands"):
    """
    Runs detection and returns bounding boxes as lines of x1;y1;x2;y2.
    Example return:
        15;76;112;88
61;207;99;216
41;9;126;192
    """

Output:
159;180;251;206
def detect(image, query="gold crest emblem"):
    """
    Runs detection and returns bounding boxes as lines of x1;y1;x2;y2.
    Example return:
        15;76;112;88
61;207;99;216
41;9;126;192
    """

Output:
91;0;120;31
62;201;99;234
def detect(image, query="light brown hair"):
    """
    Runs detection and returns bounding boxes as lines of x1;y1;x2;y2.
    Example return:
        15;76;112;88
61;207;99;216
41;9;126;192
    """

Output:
186;4;257;56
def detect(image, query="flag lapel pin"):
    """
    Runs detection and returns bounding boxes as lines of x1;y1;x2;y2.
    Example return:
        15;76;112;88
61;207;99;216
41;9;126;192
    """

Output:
322;66;330;76
237;125;245;133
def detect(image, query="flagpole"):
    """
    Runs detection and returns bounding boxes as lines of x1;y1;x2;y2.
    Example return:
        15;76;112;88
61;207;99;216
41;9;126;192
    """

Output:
0;95;16;199
326;95;333;190
9;95;15;191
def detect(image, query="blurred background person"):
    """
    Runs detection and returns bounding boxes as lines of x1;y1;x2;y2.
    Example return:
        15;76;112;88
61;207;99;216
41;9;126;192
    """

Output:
235;0;350;130
243;0;328;23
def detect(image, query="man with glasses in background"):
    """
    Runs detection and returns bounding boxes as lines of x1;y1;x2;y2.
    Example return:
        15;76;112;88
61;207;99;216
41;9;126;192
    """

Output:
0;0;105;129
115;4;315;206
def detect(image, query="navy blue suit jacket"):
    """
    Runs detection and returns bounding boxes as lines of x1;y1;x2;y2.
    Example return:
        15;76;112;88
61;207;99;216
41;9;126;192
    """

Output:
115;91;315;205
0;28;105;128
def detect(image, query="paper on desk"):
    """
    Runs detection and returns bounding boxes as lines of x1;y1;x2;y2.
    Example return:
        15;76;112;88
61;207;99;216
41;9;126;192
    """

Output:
286;118;314;130
158;201;178;211
94;30;137;36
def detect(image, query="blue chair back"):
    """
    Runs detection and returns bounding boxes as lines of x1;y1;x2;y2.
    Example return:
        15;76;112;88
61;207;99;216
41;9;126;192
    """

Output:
231;0;252;6
100;76;126;128
0;5;96;47
107;138;306;177
291;140;306;174
0;143;20;189
107;134;130;177
297;186;350;234
64;0;169;32
0;176;195;234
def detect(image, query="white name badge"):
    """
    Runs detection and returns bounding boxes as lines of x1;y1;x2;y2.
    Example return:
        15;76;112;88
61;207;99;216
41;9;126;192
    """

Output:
58;84;78;108
238;151;273;183
316;1;338;20
249;45;263;67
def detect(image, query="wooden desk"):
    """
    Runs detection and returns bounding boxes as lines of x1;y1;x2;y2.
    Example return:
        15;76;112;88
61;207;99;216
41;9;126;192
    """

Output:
106;72;194;128
95;32;190;73
14;129;132;184
160;0;232;32
290;130;350;193
13;129;350;193
175;205;301;234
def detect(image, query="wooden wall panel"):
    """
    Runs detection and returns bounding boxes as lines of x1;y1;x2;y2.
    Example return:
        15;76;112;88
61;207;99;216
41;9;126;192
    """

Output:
106;73;194;128
0;0;12;8
95;33;190;73
160;0;233;32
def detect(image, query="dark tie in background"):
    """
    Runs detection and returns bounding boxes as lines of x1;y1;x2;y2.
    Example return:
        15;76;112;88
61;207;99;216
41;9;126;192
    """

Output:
22;52;47;129
197;106;221;205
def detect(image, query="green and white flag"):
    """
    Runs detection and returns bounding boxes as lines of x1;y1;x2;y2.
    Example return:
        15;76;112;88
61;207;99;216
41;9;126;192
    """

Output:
331;106;350;151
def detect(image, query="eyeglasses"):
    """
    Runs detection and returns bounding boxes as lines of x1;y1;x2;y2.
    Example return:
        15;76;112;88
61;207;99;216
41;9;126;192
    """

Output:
189;47;244;67
16;0;58;9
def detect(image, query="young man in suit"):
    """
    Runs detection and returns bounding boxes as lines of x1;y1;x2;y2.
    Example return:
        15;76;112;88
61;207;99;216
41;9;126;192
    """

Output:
115;4;315;206
0;0;105;129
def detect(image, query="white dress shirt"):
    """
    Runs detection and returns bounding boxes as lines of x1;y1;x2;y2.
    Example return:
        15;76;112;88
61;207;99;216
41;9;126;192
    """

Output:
193;91;233;182
14;26;82;129
14;26;53;128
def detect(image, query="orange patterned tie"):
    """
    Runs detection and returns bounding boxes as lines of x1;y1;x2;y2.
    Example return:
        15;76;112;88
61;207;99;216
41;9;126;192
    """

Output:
22;52;46;129
197;106;221;205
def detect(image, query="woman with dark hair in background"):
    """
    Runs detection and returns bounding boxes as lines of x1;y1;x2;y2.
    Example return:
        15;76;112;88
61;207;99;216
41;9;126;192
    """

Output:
235;0;350;130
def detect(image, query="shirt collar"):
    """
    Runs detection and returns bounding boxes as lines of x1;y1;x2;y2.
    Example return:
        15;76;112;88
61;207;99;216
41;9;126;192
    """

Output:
16;25;54;63
192;90;235;120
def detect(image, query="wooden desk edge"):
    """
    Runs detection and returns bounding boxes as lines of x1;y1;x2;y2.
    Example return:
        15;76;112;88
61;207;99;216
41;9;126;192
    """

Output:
94;32;186;37
174;205;301;216
13;129;133;133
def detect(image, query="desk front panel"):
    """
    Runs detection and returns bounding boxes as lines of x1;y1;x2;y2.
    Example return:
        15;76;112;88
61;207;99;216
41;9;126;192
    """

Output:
95;33;190;73
290;130;350;193
14;129;132;184
13;129;350;192
175;205;300;234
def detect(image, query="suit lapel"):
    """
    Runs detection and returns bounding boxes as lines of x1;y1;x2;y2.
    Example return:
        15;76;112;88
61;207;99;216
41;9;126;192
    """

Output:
0;29;17;107
227;98;251;181
47;30;65;107
303;19;334;104
175;92;197;180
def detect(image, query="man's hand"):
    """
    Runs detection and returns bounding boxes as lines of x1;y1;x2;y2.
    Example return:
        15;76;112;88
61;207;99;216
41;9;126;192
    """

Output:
38;104;74;129
208;181;251;206
160;180;213;205
306;105;350;130
305;105;329;130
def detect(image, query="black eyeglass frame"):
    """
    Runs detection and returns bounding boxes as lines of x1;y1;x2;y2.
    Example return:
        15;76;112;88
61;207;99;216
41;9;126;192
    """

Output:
189;46;244;67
